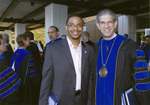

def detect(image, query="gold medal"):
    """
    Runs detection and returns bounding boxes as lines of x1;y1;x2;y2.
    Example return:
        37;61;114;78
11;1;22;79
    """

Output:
100;37;117;78
99;67;108;78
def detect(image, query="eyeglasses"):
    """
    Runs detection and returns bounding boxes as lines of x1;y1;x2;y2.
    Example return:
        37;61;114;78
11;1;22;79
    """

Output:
67;24;83;28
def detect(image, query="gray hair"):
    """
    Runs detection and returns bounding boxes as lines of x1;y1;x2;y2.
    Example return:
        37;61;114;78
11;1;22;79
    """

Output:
82;31;90;39
96;9;116;23
2;33;9;44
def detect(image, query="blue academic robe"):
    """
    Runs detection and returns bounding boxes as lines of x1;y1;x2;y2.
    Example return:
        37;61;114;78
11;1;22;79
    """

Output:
46;37;62;46
96;34;150;105
11;48;38;105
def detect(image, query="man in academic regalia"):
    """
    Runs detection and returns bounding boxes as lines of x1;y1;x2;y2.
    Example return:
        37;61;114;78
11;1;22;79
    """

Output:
0;34;22;105
43;26;62;54
46;26;62;45
1;33;13;66
24;31;42;104
11;34;38;105
95;9;150;105
42;26;63;65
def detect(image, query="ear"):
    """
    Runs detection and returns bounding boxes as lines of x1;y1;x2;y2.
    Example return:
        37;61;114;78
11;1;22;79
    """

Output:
114;21;118;29
96;22;100;30
65;25;68;31
57;31;59;36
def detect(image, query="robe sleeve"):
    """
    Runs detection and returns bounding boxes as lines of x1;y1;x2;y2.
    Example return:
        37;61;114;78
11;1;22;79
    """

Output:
131;45;150;105
0;59;22;104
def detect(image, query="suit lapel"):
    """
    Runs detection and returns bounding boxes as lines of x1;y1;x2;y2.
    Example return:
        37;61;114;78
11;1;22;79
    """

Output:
61;39;88;74
81;42;88;75
62;38;74;68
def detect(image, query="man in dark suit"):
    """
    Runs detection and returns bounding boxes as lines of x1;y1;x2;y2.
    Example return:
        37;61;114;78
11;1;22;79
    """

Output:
39;15;95;105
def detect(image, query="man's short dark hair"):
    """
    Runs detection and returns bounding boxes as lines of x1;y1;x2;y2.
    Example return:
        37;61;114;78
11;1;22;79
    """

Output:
66;14;84;25
49;26;59;32
23;31;34;40
124;34;128;37
145;35;150;38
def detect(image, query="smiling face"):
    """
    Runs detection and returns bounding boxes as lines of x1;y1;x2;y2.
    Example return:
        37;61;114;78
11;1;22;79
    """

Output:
96;14;117;40
66;16;84;41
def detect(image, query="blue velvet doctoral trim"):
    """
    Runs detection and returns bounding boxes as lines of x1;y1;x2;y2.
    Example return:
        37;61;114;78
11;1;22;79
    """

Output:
0;73;18;89
96;35;128;105
134;71;150;79
136;50;145;58
136;82;150;91
147;49;150;60
134;61;147;69
27;71;36;77
11;49;30;74
2;53;5;58
27;59;36;77
46;37;62;46
0;54;4;60
0;67;12;79
1;79;21;98
0;67;21;98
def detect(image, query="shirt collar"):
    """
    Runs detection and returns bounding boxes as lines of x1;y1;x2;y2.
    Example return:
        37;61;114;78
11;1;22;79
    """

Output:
112;33;117;39
67;37;81;48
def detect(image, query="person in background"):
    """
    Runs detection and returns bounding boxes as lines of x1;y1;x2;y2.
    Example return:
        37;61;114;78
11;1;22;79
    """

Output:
0;34;21;105
82;31;95;49
42;26;63;63
60;34;66;39
25;31;43;58
39;41;44;50
144;42;150;71
124;33;128;37
145;35;150;45
143;35;150;71
141;35;150;51
1;33;13;66
140;37;146;50
39;15;95;105
43;26;62;54
11;34;38;105
23;31;42;105
95;9;150;105
24;31;42;78
46;26;62;45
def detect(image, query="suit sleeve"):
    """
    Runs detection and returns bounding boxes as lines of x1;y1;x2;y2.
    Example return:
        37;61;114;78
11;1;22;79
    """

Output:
87;48;95;105
39;45;54;105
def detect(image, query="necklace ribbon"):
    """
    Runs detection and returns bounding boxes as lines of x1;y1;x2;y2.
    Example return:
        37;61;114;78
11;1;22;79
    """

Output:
99;36;117;78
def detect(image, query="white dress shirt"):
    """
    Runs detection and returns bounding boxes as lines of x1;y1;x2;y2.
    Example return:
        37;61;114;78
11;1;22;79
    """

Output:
67;37;82;91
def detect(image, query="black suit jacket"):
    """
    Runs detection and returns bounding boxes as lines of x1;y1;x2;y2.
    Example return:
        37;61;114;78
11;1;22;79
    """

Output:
39;38;95;105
